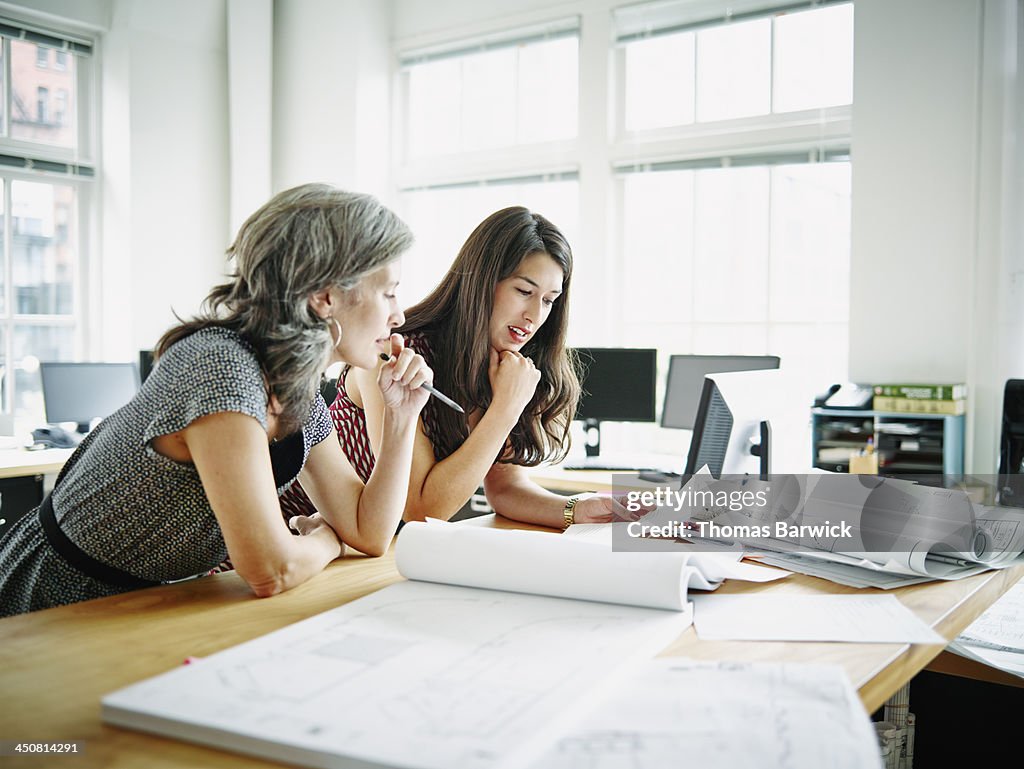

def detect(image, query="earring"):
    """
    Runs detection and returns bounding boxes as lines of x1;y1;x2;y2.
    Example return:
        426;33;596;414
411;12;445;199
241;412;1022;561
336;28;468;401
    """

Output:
328;316;343;350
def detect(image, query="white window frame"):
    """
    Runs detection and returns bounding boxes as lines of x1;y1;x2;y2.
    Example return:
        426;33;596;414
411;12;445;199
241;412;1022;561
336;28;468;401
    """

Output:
394;15;583;191
0;15;99;417
391;1;852;345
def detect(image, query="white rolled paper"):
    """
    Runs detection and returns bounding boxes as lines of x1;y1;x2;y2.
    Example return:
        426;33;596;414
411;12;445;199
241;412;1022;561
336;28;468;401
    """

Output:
395;521;695;611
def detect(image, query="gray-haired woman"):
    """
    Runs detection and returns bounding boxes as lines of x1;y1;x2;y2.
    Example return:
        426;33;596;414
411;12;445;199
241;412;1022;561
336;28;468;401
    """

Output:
0;183;431;617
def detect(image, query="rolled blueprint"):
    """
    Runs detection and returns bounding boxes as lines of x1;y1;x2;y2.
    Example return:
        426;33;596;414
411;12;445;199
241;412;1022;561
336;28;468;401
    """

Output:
395;521;715;611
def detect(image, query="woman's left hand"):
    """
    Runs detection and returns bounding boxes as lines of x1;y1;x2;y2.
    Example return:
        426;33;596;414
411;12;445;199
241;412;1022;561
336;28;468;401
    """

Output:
571;493;656;524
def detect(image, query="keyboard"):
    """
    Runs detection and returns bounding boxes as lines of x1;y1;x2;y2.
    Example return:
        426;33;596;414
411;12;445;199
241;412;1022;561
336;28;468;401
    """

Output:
561;453;682;476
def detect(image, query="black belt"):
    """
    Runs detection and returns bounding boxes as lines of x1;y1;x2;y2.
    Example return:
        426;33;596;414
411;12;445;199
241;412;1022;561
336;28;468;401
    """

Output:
38;494;159;590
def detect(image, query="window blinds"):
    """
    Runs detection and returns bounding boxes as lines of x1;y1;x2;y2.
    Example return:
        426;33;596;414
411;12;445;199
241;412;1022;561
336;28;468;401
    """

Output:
613;0;850;43
0;18;92;56
399;16;579;68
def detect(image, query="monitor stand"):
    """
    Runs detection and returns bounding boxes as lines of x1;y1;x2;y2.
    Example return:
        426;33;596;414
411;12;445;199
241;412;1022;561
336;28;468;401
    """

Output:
749;419;771;481
583;418;601;458
565;421;678;475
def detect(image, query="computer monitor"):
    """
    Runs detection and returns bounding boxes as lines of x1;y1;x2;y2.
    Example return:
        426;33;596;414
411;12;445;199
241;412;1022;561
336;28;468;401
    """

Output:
574;347;657;457
661;354;781;430
685;369;783;479
139;350;155;383
41;362;140;434
998;379;1024;506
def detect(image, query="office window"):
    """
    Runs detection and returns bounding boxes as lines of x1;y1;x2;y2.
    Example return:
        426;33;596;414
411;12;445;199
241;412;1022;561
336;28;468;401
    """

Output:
618;1;852;133
401;19;579;160
393;1;852;424
11;39;79;147
398;175;579;306
618;154;850;389
396;18;581;315
612;0;853;407
0;21;96;424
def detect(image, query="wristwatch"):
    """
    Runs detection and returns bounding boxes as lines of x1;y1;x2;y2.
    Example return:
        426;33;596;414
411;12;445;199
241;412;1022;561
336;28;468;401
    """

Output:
562;494;584;530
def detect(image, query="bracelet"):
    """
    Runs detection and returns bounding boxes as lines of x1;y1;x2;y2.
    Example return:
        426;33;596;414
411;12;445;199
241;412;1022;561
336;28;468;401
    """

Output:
562;494;584;530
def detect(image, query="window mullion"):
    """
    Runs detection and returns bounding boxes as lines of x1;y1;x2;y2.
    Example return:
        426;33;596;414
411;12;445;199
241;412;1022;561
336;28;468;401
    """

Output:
2;37;9;139
3;176;12;413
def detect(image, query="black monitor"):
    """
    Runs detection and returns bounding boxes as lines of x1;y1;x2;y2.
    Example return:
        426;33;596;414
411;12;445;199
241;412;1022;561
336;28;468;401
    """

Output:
574;347;657;457
998;379;1024;506
41;362;140;434
139;350;155;383
685;370;781;480
662;354;780;430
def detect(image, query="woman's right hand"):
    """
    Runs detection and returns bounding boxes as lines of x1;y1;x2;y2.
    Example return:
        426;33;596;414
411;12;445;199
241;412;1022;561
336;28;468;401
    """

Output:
377;333;432;419
489;349;541;419
289;512;346;558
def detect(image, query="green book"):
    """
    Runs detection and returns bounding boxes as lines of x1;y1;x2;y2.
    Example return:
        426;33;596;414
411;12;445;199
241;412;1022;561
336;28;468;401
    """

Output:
872;383;966;401
873;395;966;415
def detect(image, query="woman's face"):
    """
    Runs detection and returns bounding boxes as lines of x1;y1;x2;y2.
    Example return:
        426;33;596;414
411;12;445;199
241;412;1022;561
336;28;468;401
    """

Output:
333;260;404;369
489;251;564;353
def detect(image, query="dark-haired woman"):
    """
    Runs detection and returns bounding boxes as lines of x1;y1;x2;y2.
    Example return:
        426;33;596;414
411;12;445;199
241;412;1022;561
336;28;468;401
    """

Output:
281;206;631;529
0;184;432;617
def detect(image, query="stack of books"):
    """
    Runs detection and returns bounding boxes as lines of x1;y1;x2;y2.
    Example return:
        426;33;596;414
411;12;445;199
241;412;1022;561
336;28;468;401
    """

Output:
872;383;966;415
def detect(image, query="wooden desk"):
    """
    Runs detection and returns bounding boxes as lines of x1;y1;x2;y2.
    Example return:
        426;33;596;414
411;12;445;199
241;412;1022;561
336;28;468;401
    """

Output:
526;465;645;494
0;515;1020;769
0;448;74;539
0;447;73;479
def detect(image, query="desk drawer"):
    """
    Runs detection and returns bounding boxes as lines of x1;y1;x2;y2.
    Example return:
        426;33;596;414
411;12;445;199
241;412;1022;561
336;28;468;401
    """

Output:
0;475;44;538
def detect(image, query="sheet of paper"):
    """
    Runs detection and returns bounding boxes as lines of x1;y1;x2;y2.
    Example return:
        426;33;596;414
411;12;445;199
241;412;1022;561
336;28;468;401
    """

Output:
691;594;944;643
753;552;932;589
530;659;882;769
948;640;1024;677
104;580;691;769
956;576;1024;652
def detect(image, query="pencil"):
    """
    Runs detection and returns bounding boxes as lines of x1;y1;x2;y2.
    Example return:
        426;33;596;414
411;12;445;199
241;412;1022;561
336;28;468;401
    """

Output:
379;353;465;413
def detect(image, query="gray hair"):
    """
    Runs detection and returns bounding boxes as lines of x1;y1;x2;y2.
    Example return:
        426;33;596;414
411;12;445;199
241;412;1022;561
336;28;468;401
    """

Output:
157;183;413;434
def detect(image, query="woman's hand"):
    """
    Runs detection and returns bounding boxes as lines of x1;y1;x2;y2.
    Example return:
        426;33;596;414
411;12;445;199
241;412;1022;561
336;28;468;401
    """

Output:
288;512;345;558
488;349;541;419
377;334;432;418
571;493;656;524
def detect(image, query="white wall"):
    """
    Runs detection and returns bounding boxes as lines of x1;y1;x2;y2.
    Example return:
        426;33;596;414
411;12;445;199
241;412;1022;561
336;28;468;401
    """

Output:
849;0;1022;472
227;0;273;235
101;0;230;356
848;0;980;384
393;0;571;41
273;0;392;198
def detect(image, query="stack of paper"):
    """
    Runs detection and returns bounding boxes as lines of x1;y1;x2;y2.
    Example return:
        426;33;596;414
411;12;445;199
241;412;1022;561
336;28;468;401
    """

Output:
949;578;1024;678
532;659;883;769
102;522;886;768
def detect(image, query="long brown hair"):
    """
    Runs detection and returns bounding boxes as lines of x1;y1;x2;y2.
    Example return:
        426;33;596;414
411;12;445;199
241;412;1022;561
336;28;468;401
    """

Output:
156;184;412;435
401;206;580;465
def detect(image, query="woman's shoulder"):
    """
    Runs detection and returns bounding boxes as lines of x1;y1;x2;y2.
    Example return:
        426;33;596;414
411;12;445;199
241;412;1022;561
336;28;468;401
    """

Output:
155;326;264;396
162;326;257;367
